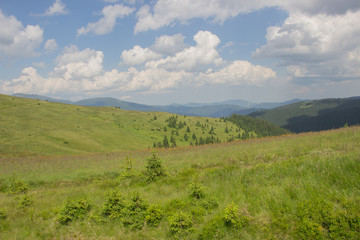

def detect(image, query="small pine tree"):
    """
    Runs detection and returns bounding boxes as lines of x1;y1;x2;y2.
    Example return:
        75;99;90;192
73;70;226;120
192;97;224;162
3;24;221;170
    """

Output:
163;135;169;148
192;133;197;140
170;136;177;147
186;126;191;132
184;133;189;141
146;152;165;182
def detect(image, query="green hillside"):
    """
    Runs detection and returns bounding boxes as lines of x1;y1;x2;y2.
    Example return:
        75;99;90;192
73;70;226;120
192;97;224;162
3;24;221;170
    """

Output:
0;126;359;239
250;97;360;133
0;94;284;157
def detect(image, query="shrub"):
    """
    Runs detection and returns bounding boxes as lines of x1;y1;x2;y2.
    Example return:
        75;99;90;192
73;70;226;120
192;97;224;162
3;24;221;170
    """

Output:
57;198;91;225
146;204;163;227
102;190;126;219
223;203;249;229
122;192;148;230
188;180;206;199
119;156;138;179
145;152;166;182
9;176;28;194
169;211;193;236
18;194;33;208
0;209;6;219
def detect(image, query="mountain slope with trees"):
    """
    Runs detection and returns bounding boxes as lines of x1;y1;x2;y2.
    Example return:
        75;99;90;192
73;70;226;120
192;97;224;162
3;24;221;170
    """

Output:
249;97;360;132
0;94;287;157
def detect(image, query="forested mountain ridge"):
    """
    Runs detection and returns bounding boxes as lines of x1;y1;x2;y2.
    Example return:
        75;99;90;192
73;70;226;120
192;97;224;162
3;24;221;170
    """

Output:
249;97;360;132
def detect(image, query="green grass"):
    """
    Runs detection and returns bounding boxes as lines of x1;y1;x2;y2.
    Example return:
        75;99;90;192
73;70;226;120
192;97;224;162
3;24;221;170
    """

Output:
0;126;359;239
1;94;245;157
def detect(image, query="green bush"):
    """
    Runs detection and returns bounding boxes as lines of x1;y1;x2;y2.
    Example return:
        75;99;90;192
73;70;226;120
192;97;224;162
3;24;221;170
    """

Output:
296;199;360;239
122;192;148;230
18;194;33;208
169;211;193;236
188;180;206;199
0;209;6;219
9;176;28;194
146;204;163;227
145;152;166;182
102;190;126;219
119;157;138;179
56;198;91;225
223;203;250;229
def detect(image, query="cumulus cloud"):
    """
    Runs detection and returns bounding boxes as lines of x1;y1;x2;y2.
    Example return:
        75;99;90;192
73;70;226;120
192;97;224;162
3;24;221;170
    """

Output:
52;45;104;79
44;39;58;53
146;31;223;72
0;10;43;58
254;10;360;79
151;33;187;55
121;45;162;65
2;30;276;97
198;60;276;86
77;4;135;36
134;0;360;32
37;0;69;16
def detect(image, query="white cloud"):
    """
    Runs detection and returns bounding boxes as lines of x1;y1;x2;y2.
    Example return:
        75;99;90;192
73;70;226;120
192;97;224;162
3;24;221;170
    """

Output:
77;4;135;36
53;45;104;80
32;62;46;68
146;31;223;71
121;45;162;65
254;10;360;79
151;33;187;55
44;39;58;53
0;10;43;58
198;60;276;86
134;0;360;33
1;30;276;98
1;67;66;95
38;0;69;16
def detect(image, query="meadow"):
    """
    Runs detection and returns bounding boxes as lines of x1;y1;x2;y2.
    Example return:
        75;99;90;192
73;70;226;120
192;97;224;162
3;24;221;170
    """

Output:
0;94;250;157
0;126;359;239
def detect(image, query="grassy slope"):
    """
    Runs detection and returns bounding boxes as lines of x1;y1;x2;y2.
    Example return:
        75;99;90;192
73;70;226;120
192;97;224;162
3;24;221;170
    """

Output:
0;127;359;239
0;94;244;157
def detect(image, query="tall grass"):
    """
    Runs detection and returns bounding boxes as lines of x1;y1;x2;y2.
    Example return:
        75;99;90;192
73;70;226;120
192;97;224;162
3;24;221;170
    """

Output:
0;127;359;239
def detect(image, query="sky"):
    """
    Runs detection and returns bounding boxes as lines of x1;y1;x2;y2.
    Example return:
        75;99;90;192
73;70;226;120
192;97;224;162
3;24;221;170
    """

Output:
0;0;360;105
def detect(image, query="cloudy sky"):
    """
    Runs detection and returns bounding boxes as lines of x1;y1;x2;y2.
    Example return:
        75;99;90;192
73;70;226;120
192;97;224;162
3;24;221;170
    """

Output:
1;0;360;105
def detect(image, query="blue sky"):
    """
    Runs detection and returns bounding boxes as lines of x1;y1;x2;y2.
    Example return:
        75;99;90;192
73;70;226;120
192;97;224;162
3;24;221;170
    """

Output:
1;0;360;105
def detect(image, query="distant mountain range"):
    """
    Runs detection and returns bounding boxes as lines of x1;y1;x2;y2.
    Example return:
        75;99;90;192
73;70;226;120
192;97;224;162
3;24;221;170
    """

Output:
12;93;360;133
250;97;360;133
13;93;303;117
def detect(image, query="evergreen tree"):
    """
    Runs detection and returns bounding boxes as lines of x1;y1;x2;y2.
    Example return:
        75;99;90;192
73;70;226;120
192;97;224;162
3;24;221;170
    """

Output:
192;133;197;140
170;136;177;147
186;126;191;133
162;135;169;148
184;133;189;141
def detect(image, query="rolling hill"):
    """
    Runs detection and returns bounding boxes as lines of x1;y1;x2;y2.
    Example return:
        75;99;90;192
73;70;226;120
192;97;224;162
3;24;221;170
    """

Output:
12;93;303;117
250;97;360;132
0;94;287;157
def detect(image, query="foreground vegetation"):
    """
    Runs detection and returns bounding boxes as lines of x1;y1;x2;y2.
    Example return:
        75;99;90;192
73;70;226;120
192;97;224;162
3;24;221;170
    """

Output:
0;126;359;239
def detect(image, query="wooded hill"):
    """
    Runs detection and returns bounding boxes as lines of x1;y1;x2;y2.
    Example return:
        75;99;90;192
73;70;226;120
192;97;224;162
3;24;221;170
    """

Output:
249;97;360;133
0;94;287;157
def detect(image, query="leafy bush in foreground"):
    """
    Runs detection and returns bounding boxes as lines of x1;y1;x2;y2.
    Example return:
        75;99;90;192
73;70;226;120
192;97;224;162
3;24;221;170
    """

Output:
223;203;250;229
8;176;28;194
57;199;91;225
169;211;193;236
102;190;126;219
145;152;166;182
145;204;163;227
